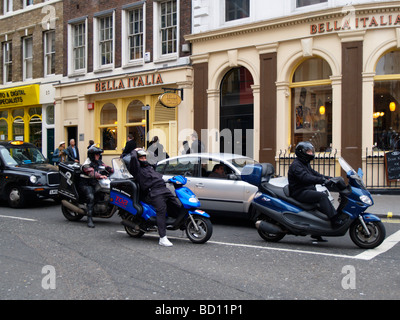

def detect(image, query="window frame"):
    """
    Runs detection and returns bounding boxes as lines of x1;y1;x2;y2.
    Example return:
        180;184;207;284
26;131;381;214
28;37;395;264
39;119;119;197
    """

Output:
68;18;88;76
3;41;12;84
23;36;33;81
44;30;56;77
93;11;115;72
225;0;250;22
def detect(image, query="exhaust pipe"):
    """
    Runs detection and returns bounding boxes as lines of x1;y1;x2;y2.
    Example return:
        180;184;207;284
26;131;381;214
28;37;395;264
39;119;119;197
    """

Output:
121;219;139;230
61;200;85;215
255;220;283;234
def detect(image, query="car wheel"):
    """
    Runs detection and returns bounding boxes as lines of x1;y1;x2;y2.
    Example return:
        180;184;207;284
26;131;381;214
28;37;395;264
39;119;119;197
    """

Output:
8;186;26;208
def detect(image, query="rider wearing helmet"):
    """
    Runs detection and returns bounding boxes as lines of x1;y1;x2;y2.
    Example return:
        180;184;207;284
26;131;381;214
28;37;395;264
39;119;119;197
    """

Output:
80;147;113;228
288;142;342;229
128;148;186;247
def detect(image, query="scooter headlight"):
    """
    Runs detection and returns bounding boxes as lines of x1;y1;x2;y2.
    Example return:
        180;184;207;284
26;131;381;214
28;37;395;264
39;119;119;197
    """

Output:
359;195;372;205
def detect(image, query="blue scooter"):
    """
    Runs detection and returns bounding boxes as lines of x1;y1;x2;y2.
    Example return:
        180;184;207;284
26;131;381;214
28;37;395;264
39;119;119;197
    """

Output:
241;157;386;249
109;158;213;244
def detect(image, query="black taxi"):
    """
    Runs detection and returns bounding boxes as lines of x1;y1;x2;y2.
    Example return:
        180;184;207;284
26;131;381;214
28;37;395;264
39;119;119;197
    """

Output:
0;141;60;208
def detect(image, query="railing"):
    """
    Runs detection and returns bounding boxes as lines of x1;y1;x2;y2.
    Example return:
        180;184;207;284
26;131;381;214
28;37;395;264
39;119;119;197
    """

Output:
276;148;400;193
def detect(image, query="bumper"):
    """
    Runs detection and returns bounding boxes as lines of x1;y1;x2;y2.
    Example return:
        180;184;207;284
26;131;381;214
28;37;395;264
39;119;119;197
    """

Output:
21;186;59;200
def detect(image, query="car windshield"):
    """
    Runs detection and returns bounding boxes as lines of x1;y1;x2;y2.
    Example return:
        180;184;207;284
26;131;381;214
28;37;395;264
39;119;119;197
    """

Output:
3;147;46;166
226;157;258;172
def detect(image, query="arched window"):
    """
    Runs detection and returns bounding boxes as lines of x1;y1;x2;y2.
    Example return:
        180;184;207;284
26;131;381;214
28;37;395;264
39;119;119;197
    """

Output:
290;57;332;152
220;66;254;157
374;50;400;151
126;100;145;148
29;107;42;148
0;111;8;140
100;103;117;150
12;109;24;141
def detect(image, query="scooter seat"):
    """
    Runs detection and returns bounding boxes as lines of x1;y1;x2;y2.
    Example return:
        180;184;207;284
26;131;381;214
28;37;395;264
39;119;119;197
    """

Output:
261;183;318;211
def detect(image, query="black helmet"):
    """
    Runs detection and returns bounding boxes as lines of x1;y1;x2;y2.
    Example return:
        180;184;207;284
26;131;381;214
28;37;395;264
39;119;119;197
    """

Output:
295;141;315;163
88;146;103;161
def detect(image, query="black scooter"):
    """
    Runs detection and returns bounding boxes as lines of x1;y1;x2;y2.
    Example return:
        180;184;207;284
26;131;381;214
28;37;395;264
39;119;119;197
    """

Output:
241;158;386;249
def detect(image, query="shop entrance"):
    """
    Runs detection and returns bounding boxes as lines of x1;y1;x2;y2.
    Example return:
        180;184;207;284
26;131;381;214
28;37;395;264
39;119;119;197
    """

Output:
220;67;254;157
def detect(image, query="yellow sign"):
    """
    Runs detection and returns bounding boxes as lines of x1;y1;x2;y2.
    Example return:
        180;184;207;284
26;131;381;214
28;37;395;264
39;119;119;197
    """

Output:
159;92;182;108
0;84;40;108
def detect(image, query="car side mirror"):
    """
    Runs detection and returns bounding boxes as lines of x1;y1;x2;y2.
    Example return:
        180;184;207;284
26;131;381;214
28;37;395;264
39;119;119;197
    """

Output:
227;173;238;180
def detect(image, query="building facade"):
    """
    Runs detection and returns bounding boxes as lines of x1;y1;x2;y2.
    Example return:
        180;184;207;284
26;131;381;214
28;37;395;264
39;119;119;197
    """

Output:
55;0;193;164
187;0;400;189
0;0;63;160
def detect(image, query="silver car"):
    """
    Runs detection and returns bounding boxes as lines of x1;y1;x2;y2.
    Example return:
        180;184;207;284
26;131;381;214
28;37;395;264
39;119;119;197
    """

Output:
156;153;259;218
156;153;333;219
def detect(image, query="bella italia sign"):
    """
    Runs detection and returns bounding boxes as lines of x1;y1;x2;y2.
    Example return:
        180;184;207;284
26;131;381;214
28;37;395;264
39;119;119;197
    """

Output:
310;11;400;35
95;73;163;92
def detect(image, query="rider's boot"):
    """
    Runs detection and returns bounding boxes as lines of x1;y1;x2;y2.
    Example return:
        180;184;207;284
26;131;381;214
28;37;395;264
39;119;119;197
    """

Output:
87;210;95;228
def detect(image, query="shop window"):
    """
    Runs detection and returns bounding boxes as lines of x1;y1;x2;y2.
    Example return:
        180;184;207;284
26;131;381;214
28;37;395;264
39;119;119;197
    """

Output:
100;103;117;150
0;117;8;140
46;105;54;125
126;100;145;149
291;57;332;152
374;50;400;151
29;108;42;148
225;0;250;22
220;66;254;156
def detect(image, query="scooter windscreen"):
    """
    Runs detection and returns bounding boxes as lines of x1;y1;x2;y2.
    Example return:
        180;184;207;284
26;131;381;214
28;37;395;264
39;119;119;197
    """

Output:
338;157;366;189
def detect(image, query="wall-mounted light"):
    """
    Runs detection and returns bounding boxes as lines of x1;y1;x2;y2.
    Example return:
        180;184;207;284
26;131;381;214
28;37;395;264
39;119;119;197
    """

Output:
319;105;325;115
390;102;396;112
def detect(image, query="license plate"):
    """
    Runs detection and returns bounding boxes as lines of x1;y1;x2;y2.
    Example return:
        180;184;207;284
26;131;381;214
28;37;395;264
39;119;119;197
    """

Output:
50;189;58;195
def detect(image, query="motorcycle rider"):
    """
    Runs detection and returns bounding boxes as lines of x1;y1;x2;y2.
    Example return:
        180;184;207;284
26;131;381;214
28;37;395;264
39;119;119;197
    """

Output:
288;142;342;229
128;148;186;247
79;147;113;228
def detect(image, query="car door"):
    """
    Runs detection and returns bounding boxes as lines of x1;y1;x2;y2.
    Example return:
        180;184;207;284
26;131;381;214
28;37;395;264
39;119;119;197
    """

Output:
193;156;247;215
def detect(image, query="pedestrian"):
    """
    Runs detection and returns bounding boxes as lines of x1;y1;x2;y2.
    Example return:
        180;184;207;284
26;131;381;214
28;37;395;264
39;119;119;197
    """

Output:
147;136;169;163
66;138;80;163
181;140;190;154
52;141;67;165
190;133;205;153
128;148;186;246
122;133;137;157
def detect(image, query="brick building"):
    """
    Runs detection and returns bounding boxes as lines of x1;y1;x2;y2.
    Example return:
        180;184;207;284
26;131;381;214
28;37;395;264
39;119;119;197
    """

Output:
0;0;63;160
55;0;193;163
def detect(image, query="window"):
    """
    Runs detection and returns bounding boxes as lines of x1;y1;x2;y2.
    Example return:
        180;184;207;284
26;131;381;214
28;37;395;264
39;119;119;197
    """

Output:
71;22;86;72
160;0;177;55
29;107;42;149
100;103;117;150
3;0;12;14
23;37;33;80
290;58;332;152
23;0;33;8
3;41;12;83
296;0;327;8
0;111;8;141
44;31;55;76
225;0;250;22
374;50;400;151
157;156;200;177
126;100;145;149
99;15;113;66
128;8;144;61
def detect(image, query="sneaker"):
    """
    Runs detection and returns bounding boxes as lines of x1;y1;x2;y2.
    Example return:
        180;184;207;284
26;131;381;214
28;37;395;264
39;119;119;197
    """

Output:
159;236;173;247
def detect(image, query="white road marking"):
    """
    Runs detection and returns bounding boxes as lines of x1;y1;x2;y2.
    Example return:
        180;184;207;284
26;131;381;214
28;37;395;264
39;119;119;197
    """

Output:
0;214;37;222
117;229;400;260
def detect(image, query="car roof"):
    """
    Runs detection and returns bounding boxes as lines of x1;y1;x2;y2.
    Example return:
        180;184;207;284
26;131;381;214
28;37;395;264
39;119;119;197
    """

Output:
0;140;36;148
157;153;254;164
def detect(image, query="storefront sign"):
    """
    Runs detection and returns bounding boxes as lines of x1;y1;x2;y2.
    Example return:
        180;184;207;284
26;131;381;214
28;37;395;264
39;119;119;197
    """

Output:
95;73;163;93
159;92;182;108
310;13;400;35
0;84;40;108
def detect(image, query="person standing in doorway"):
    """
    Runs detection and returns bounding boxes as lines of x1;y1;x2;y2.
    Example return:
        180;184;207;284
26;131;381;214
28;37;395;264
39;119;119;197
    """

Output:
66;139;80;163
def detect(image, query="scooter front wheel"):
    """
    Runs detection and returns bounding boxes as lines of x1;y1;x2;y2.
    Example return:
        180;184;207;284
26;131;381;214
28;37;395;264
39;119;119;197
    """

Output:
185;216;213;244
349;220;386;249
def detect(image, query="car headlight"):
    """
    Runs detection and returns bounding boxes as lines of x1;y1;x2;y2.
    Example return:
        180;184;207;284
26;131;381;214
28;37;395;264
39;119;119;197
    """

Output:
30;175;38;184
359;195;372;205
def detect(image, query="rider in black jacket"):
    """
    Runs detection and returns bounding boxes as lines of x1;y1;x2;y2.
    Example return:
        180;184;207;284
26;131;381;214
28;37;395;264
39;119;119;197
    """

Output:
128;149;185;247
288;142;342;229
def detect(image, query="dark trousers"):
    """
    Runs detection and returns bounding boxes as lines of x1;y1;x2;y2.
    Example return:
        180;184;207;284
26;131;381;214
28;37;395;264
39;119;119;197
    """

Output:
292;189;336;219
145;188;183;237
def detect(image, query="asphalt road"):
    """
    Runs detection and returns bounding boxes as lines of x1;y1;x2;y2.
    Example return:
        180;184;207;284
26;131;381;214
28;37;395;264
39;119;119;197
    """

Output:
0;196;399;305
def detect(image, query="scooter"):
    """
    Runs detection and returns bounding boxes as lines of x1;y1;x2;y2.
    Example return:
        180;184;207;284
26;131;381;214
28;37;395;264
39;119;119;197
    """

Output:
110;158;213;244
58;161;118;221
241;157;386;249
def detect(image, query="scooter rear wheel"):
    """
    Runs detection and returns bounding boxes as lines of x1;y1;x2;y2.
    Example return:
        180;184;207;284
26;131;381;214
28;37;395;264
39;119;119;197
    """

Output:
61;202;84;221
124;215;145;238
349;220;386;249
185;216;212;244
